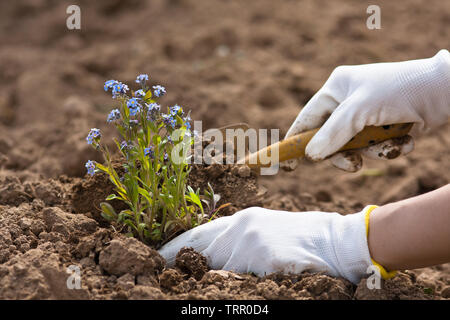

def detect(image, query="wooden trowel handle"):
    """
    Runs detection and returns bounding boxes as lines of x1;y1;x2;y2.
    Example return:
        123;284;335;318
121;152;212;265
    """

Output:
242;123;413;168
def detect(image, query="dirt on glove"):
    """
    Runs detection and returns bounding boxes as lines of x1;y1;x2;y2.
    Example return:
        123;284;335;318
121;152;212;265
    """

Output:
0;0;449;300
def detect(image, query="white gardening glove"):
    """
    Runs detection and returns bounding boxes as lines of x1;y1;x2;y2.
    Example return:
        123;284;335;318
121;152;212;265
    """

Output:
283;49;450;172
159;206;382;284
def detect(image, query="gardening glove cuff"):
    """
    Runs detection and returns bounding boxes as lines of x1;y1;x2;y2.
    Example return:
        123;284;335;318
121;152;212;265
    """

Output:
330;205;374;284
332;205;397;284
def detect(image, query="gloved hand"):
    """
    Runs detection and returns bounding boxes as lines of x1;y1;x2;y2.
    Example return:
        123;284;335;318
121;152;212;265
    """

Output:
283;49;450;172
159;206;388;284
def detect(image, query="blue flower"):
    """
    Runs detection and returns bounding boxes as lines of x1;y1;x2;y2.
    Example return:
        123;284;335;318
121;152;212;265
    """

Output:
144;146;154;158
147;103;160;121
135;89;145;99
169;104;183;116
129;107;140;117
162;113;177;128
153;85;166;97
148;103;160;112
107;109;121;123
85;160;96;176
136;74;149;85
127;98;141;116
86;128;101;145
183;115;191;130
111;82;129;98
164;153;169;161
104;80;118;92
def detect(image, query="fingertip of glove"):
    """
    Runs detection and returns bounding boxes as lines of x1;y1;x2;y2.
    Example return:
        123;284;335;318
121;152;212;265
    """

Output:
436;49;450;62
360;135;414;160
329;151;362;172
304;137;332;162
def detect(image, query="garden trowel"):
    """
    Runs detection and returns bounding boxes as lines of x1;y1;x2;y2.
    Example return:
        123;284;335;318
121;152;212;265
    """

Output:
197;122;413;169
238;123;413;168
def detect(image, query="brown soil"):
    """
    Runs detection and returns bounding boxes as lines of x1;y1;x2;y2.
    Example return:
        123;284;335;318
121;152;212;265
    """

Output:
0;163;447;300
0;0;449;300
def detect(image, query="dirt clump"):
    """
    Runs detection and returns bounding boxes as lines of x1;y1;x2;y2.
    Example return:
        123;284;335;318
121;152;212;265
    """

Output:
159;268;185;291
188;164;266;215
175;247;209;280
42;207;98;238
0;248;90;300
99;237;165;277
71;171;128;224
355;272;433;300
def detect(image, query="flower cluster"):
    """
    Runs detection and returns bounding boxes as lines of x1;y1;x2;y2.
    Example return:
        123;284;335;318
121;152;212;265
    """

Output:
135;89;145;98
107;109;121;123
86;128;101;145
85;160;96;176
127;98;141;116
153;85;166;97
135;74;149;86
84;73;221;245
105;80;129;98
147;103;160;121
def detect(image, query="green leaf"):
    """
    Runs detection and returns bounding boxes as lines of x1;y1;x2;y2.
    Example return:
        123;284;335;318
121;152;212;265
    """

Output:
95;162;109;173
101;212;114;221
138;187;151;201
150;228;162;241
106;194;121;201
118;210;133;223
187;192;202;208
163;220;177;233
135;176;151;190
123;219;138;232
144;90;152;102
152;134;161;146
143;229;151;239
137;223;147;233
100;202;117;220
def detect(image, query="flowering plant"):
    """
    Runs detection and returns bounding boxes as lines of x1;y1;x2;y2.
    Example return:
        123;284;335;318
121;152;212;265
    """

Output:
85;74;223;245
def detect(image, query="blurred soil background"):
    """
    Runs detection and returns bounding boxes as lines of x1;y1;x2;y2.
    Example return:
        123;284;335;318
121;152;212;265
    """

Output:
0;0;448;299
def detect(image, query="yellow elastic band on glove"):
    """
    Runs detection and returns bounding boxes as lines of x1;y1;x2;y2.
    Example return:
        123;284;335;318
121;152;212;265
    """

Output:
365;205;397;280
